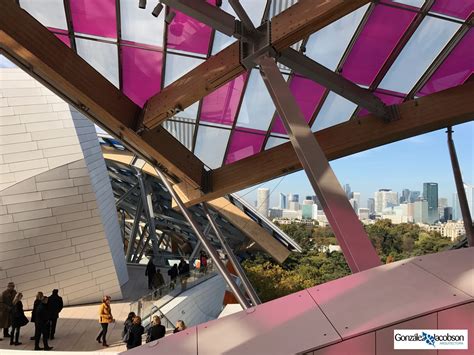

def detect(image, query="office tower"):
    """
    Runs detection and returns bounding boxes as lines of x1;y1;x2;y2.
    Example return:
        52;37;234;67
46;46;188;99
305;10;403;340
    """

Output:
452;192;461;220
257;188;270;217
352;192;361;209
444;207;453;221
279;193;287;209
302;199;314;219
269;208;283;219
288;201;300;211
438;197;448;221
367;198;375;215
312;204;319;219
400;189;410;204
358;208;370;220
344;184;352;199
349;198;358;212
423;182;438;224
312;195;320;206
374;189;398;213
292;194;300;203
414;199;429;224
409;191;421;203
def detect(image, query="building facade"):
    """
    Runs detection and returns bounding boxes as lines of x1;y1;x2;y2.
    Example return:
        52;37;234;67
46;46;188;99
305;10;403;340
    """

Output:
257;188;270;217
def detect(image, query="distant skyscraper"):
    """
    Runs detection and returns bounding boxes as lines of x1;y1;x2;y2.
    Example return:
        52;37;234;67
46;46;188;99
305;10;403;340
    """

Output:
358;208;370;220
414;199;429;224
279;193;287;209
257;188;270;217
349;198;358;212
423;182;438;223
352;192;361;209
400;189;410;204
367;198;375;214
444;207;453;221
452;192;461;220
344;184;352;199
288;193;299;203
438;197;448;221
409;191;421;203
374;189;398;213
302;199;314;219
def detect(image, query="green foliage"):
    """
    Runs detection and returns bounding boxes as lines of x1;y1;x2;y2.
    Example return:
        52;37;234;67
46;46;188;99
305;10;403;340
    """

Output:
242;219;458;302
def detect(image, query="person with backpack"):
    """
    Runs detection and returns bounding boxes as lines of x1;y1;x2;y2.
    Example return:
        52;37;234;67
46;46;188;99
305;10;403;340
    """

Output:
121;312;135;343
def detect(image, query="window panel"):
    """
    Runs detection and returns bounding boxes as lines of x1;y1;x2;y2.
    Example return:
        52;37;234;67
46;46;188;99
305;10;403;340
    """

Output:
430;0;474;20
235;70;276;131
70;0;117;38
342;5;416;86
164;53;204;87
225;129;266;165
120;0;166;47
381;0;425;8
20;0;67;30
173;101;200;121
200;73;248;126
312;92;357;132
194;125;231;169
265;136;289;150
0;55;16;68
305;5;369;71
121;45;163;107
76;38;119;88
379;16;461;94
211;31;237;55
162;118;195;151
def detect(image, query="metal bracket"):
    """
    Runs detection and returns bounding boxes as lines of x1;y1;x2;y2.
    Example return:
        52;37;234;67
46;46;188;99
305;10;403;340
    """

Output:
239;21;276;69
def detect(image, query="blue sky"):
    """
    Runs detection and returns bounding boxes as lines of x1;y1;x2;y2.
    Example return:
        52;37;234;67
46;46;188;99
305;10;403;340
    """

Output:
239;121;473;208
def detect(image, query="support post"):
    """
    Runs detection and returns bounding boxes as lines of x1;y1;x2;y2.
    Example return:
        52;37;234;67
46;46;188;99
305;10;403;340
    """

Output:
126;198;143;262
154;166;251;309
132;224;148;263
116;183;139;207
257;55;381;273
203;203;261;306
447;127;473;246
136;171;160;257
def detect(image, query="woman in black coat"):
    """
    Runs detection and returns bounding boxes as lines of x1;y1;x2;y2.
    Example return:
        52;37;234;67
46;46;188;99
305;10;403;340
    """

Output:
146;315;165;342
126;316;144;350
10;292;28;346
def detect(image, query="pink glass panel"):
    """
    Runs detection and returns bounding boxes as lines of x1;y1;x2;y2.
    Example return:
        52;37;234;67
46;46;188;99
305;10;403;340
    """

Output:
167;0;215;54
272;75;325;134
224;128;266;164
418;29;474;97
431;0;474;20
49;28;71;48
70;0;117;38
200;72;248;126
359;89;404;116
342;5;416;86
121;44;163;107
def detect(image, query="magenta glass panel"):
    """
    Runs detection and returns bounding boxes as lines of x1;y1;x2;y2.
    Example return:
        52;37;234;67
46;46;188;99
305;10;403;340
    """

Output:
419;29;474;97
48;28;71;47
224;128;266;165
342;5;416;87
70;0;117;38
272;75;325;134
431;0;474;20
200;72;248;126
359;89;404;116
167;0;215;54
121;44;163;107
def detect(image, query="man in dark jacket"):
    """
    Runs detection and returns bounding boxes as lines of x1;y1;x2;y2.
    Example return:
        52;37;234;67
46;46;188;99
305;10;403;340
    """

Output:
34;297;52;351
0;282;17;338
47;289;63;340
145;258;156;290
178;258;190;291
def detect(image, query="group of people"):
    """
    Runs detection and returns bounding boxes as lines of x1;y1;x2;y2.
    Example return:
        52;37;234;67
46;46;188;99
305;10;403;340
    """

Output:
0;282;63;351
147;257;191;292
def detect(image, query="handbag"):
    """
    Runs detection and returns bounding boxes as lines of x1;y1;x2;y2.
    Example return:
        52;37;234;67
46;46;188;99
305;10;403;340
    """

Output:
19;314;29;327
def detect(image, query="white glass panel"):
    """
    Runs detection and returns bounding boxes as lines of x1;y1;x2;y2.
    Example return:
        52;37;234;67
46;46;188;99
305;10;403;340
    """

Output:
194;125;231;169
120;0;165;47
211;31;237;55
20;0;67;30
76;38;119;88
235;70;276;131
379;16;461;94
0;55;16;68
173;101;200;121
312;92;357;132
162;118;195;151
266;136;288;150
305;5;368;71
391;0;425;8
164;53;204;87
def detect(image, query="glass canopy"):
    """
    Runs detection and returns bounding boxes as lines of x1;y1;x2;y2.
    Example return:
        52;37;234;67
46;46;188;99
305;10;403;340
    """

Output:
14;0;474;169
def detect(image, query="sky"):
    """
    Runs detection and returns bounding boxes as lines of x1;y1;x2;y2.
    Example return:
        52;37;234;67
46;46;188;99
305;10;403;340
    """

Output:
238;121;473;209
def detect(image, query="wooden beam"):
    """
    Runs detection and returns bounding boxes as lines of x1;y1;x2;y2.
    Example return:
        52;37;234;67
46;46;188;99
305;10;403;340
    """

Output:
0;0;205;187
179;81;474;206
142;0;370;130
102;149;290;263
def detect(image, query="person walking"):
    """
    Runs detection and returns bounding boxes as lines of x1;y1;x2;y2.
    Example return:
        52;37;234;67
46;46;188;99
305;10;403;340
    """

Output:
200;251;208;274
47;289;63;340
178;258;190;291
146;315;165;342
10;292;28;346
121;312;135;342
29;292;43;341
153;269;165;296
34;296;52;351
96;296;113;347
126;316;144;350
145;258;157;290
0;282;17;339
167;264;178;290
173;320;186;333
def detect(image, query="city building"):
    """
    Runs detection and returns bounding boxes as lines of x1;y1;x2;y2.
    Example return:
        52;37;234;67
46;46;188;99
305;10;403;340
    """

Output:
269;207;283;219
358;208;370;220
423;182;439;224
414;199;429;224
344;183;352;199
367;198;375;215
444;207;453;221
400;188;410;204
257;188;270;217
279;192;287;209
288;201;300;211
374;189;398;213
438;197;448;221
442;221;466;241
409;190;421;203
349;198;358;212
352;192;361;209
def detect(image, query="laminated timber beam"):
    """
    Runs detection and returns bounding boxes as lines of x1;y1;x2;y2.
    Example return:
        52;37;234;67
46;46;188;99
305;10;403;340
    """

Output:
142;0;370;130
102;149;290;263
0;0;205;188
176;81;474;206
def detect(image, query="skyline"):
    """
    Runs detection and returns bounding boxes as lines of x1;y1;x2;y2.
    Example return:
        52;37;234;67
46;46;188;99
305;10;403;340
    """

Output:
239;121;473;209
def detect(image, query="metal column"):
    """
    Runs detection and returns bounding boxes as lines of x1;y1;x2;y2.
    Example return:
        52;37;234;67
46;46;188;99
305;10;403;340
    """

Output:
447;127;473;246
154;166;251;309
126;197;143;262
258;55;381;273
115;183;138;207
203;203;261;306
136;171;160;257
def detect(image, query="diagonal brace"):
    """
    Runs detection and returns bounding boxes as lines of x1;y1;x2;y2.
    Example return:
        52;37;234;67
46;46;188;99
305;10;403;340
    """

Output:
278;48;398;121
